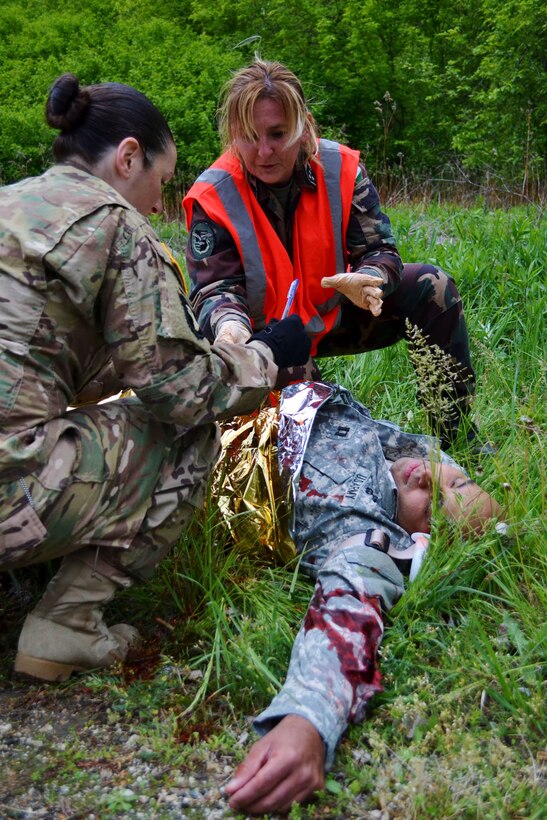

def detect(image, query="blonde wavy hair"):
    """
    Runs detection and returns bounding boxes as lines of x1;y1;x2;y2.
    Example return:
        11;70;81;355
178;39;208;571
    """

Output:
218;57;319;164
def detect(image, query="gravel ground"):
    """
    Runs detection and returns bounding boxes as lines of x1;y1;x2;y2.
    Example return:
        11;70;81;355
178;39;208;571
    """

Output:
0;680;243;819
0;675;392;820
0;572;249;818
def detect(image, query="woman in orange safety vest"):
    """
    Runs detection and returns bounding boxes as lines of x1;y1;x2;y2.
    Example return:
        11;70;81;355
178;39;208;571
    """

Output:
183;58;481;451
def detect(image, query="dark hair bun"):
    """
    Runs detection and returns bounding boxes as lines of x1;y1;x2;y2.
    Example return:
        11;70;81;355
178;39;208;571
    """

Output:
46;73;90;131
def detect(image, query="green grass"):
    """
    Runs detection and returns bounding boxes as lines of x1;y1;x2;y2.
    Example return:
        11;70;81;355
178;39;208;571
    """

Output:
3;203;545;818
142;203;547;816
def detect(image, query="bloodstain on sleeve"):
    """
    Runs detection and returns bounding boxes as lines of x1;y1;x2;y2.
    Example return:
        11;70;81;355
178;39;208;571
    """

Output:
304;582;384;722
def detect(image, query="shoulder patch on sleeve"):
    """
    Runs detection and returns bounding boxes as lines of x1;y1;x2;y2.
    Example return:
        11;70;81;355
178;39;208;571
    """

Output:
158;264;205;342
190;221;216;260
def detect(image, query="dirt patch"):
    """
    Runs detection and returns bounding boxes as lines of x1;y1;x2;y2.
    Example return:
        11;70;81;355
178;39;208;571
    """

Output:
0;572;239;818
0;676;239;819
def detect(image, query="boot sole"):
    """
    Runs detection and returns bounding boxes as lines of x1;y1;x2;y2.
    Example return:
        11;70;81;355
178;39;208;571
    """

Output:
14;652;85;682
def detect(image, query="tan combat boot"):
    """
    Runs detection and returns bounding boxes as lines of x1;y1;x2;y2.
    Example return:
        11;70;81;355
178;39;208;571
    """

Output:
14;554;141;682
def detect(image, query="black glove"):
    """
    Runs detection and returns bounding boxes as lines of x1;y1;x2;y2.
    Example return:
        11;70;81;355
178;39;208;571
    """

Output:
247;315;311;369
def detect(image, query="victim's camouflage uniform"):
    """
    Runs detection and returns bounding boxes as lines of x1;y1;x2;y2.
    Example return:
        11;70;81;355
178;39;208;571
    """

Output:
254;382;459;766
186;157;475;442
0;164;279;578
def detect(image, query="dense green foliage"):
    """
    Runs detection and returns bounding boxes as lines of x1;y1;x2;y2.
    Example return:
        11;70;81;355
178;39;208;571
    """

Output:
1;0;545;196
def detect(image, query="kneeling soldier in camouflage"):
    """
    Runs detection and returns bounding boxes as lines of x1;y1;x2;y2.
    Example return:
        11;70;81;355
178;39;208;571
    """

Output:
0;74;311;682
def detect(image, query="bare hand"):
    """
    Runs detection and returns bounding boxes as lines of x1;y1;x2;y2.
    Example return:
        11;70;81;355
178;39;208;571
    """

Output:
215;320;252;345
225;715;326;815
321;271;383;316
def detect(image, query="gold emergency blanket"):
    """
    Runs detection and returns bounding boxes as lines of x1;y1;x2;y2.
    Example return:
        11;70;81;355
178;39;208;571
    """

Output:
215;405;296;563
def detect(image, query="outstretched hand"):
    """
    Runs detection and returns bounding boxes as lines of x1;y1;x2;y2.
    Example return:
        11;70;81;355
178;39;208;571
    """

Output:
224;714;326;816
321;271;383;316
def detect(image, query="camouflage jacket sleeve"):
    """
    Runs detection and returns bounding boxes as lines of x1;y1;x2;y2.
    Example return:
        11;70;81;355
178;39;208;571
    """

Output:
187;201;251;341
253;543;401;768
254;385;410;766
346;164;403;298
89;209;277;426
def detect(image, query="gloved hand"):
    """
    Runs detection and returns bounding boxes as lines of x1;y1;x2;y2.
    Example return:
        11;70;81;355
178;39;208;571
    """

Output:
215;320;252;345
247;315;311;369
321;270;384;316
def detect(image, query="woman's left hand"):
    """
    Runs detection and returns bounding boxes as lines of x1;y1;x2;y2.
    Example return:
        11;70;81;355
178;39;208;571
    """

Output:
321;271;383;316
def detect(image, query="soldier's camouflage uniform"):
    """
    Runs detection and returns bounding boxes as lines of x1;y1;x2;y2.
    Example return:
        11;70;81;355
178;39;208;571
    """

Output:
187;158;475;443
254;382;460;766
0;164;279;578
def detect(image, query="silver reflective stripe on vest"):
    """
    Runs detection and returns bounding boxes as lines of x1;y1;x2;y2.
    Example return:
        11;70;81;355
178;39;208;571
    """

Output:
197;168;267;325
309;140;346;330
317;140;345;274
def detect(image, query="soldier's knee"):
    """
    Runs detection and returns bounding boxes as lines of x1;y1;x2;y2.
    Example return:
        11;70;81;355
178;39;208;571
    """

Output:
431;266;459;291
153;422;220;512
411;264;461;310
403;262;454;285
171;422;220;476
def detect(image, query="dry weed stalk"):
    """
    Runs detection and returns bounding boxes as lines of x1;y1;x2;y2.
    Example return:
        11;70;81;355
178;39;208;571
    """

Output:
405;319;468;438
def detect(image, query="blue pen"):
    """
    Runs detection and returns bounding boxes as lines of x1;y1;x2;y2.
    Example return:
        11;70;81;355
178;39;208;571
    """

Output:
281;279;299;319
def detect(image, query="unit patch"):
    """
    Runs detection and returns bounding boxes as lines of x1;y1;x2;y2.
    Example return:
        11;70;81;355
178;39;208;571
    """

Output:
190;221;216;259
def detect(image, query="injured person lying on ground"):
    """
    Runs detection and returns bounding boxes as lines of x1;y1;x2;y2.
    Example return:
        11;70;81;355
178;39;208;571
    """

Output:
223;381;503;816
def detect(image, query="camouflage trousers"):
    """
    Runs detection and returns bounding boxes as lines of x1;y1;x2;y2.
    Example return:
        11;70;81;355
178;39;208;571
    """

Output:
0;399;220;579
278;264;476;442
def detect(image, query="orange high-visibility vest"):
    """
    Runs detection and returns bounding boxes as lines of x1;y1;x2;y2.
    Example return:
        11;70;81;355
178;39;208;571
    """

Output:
183;139;360;354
